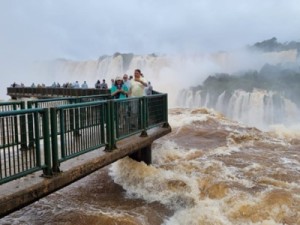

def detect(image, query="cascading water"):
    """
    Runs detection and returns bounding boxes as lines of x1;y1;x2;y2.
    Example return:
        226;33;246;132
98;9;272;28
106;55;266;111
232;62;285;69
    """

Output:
177;88;300;129
36;52;300;130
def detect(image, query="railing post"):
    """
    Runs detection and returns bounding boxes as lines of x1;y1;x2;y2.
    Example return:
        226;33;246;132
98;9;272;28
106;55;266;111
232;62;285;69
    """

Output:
110;100;116;150
19;101;28;150
69;98;75;133
140;97;148;137
27;101;35;149
105;100;116;151
59;108;66;159
50;107;60;173
42;108;52;176
34;111;41;167
162;94;170;128
100;105;105;142
74;99;80;136
74;109;80;136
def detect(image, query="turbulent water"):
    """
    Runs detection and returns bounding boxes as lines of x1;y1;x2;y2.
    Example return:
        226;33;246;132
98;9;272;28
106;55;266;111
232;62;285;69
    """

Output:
2;108;300;225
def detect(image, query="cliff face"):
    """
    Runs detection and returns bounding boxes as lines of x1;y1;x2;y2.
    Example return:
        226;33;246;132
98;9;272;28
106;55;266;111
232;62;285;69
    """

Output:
177;49;300;129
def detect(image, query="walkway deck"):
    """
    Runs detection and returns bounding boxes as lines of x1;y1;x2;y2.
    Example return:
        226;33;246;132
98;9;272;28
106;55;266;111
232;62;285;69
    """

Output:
0;126;171;217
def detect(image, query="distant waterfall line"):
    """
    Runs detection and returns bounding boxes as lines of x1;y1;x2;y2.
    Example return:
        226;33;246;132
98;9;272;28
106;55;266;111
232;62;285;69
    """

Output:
177;88;299;128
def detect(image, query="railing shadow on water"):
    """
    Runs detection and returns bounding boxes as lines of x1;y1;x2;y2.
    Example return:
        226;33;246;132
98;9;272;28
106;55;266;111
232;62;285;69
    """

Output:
0;91;169;185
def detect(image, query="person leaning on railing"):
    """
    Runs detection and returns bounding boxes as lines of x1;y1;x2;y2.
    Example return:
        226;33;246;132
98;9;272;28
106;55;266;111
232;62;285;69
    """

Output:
111;76;128;99
111;76;129;131
126;69;148;130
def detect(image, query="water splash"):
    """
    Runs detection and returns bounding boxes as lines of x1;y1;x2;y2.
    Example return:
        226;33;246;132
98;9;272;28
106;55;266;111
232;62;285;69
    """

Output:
109;108;300;225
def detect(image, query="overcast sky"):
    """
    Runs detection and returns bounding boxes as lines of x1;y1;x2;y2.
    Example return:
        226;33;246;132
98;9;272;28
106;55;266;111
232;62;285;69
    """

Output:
1;0;300;62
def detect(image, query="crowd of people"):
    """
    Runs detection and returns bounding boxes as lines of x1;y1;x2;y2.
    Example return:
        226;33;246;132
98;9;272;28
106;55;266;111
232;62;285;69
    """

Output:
10;68;154;98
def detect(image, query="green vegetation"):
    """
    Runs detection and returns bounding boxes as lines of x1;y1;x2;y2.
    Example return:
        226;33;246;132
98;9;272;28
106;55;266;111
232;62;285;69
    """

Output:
190;37;300;107
249;37;300;54
195;64;300;107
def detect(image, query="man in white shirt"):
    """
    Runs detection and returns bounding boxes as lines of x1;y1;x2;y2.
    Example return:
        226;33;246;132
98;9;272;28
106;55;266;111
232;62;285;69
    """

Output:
128;69;148;130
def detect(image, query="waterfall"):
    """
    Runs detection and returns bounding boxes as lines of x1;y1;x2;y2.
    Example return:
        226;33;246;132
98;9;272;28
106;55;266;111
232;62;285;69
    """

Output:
178;88;300;129
26;51;300;128
194;90;202;107
215;91;226;112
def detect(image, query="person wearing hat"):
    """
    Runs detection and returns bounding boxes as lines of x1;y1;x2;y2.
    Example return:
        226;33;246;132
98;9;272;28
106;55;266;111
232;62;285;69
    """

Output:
111;76;128;99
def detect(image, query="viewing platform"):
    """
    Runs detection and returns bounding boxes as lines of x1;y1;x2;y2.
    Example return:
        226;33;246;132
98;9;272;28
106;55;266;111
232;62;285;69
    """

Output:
0;89;171;217
7;87;110;99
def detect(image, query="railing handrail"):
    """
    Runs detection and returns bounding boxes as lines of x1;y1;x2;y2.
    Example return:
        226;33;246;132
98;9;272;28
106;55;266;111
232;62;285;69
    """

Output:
27;94;111;104
0;107;46;116
55;99;107;109
0;101;23;106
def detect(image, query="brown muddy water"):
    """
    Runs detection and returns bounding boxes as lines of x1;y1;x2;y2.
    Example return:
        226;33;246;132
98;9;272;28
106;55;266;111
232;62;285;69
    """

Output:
1;108;300;225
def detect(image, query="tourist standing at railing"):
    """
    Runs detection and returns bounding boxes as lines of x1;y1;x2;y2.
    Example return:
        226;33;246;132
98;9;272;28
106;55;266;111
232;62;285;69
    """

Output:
111;76;128;99
145;81;153;95
129;69;147;97
100;79;108;89
81;81;88;88
111;76;129;130
73;81;80;88
95;80;101;88
127;69;147;129
11;82;18;87
123;74;131;94
110;78;115;88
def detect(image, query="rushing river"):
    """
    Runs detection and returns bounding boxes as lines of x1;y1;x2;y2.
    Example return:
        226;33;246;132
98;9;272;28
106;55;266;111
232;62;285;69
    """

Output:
1;108;300;225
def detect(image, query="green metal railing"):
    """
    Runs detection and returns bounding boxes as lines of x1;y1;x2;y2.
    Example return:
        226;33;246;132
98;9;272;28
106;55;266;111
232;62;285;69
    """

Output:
26;94;111;148
26;94;111;109
0;108;51;184
50;101;108;172
0;101;25;112
0;92;169;184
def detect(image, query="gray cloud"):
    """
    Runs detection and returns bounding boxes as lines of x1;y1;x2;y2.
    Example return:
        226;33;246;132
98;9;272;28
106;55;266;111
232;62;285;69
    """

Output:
1;0;300;60
0;0;300;99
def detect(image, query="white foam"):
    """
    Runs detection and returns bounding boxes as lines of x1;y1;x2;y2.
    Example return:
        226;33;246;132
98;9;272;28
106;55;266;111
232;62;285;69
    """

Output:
163;200;232;225
268;123;300;140
207;146;241;156
109;157;201;209
169;113;209;129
